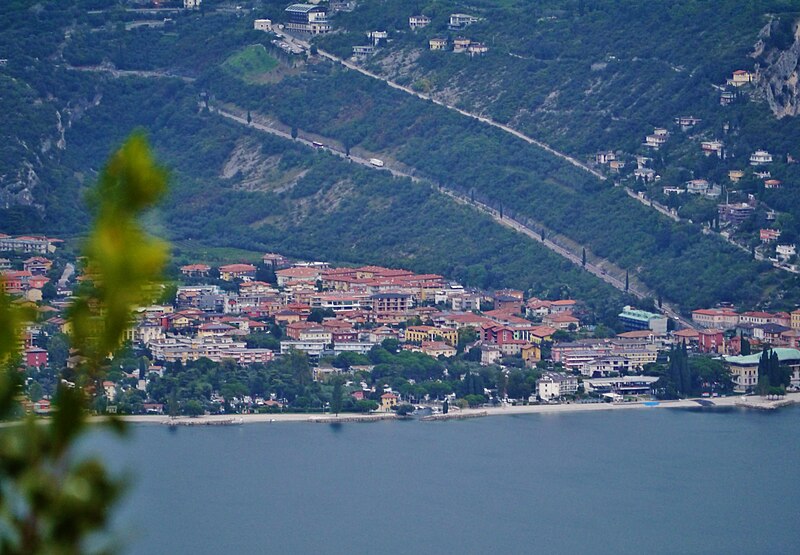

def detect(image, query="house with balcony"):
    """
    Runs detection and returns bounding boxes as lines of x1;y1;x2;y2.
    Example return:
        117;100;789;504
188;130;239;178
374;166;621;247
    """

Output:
453;37;471;53
644;128;669;149
409;15;430;30
429;37;448;50
727;70;754;87
448;13;480;30
536;372;579;401
352;44;375;59
467;42;488;56
701;140;724;157
750;149;773;165
718;202;755;225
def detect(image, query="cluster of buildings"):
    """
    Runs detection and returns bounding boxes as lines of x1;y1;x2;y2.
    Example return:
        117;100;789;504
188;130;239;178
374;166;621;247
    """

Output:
429;36;488;56
690;307;800;351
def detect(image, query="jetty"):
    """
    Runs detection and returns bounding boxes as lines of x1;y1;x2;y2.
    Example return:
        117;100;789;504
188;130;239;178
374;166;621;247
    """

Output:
420;411;488;422
162;417;243;426
735;396;798;411
308;414;397;424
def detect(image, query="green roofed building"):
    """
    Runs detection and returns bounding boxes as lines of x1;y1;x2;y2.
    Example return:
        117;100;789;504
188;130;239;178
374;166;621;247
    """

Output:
618;305;668;335
723;348;800;392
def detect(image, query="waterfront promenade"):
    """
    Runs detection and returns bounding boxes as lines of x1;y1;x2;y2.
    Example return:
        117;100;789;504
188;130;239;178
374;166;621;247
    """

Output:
118;392;800;426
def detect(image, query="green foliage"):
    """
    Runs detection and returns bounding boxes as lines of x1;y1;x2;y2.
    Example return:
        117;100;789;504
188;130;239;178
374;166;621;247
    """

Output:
0;134;166;553
330;376;344;416
757;348;791;390
222;45;278;84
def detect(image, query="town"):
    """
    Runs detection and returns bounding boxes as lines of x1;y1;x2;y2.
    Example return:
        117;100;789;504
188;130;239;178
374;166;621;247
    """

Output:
3;233;798;418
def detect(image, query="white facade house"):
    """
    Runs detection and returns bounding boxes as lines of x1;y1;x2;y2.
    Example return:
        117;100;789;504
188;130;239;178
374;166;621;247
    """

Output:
409;15;431;30
536;372;579;401
254;19;272;31
776;244;797;261
750;150;773;165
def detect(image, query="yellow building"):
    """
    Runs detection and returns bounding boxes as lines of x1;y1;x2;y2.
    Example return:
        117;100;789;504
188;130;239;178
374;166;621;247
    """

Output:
791;309;800;331
405;325;458;346
522;343;542;366
381;393;398;411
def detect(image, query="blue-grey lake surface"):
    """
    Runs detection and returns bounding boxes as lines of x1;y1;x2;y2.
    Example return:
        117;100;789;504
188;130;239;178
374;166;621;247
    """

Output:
91;406;800;554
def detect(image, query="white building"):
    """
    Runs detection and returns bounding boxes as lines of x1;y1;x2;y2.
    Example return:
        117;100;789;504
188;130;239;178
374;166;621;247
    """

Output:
449;13;480;30
254;19;272;31
409;15;431;30
536;372;579;401
184;0;202;9
776;244;797;261
750;150;773;165
284;3;331;34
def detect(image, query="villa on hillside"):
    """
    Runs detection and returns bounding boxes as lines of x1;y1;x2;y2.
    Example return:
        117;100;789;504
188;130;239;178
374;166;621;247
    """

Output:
750;149;773;165
409;15;430;30
727;70;754;87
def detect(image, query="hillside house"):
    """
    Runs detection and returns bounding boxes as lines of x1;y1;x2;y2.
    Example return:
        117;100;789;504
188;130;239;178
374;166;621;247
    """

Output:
776;244;796;261
634;168;657;181
674;116;701;129
284;3;331;34
720;90;736;105
596;151;616;164
449;13;480;30
644;128;669;149
685;179;710;195
760;229;781;242
453;37;471;53
728;169;745;182
750;150;773;165
609;159;625;172
352;45;375;59
467;42;488;56
718;202;755;225
764;179;782;189
429;37;448;50
184;0;201;9
254;19;272;31
701;140;724;157
367;30;388;45
408;15;430;30
727;70;754;87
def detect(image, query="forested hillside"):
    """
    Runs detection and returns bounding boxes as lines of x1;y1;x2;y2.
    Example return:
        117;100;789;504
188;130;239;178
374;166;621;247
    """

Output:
2;0;800;316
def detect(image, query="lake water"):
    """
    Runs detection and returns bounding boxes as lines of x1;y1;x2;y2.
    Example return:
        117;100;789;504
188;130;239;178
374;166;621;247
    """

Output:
90;406;800;554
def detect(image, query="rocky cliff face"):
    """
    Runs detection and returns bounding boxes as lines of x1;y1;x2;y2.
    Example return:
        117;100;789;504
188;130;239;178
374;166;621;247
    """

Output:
756;18;800;119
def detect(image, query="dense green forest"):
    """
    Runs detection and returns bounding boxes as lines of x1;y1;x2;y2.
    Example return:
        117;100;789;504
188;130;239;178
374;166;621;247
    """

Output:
2;0;800;316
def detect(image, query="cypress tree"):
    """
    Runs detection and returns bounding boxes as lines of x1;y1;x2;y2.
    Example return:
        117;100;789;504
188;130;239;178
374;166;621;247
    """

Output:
680;341;691;396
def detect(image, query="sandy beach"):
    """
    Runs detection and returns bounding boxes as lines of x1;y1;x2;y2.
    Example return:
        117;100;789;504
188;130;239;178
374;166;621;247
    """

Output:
118;392;800;426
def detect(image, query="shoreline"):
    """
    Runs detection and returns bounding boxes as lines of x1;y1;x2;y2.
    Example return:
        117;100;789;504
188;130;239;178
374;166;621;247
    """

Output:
114;392;800;426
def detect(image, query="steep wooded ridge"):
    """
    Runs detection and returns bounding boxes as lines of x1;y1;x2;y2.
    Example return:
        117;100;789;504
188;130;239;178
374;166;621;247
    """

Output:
1;0;800;317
